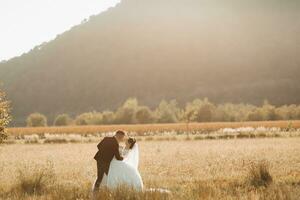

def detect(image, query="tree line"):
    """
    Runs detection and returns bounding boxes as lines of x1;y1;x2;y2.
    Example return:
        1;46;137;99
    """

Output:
26;98;300;127
0;90;10;142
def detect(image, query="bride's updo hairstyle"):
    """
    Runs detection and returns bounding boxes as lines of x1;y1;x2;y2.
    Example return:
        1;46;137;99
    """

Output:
128;137;136;149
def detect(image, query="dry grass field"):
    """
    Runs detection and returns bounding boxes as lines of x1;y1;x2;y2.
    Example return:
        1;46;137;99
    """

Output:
1;138;300;200
7;120;300;136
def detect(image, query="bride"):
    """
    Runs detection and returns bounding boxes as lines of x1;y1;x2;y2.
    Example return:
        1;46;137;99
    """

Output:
98;137;143;191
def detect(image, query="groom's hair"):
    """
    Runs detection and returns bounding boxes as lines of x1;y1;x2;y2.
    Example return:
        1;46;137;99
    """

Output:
115;130;126;137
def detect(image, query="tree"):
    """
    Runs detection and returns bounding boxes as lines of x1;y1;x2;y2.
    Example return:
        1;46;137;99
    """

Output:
136;106;155;124
261;100;281;121
184;98;216;122
155;100;181;123
26;113;47;127
54;114;72;126
215;104;236;122
75;112;103;125
247;109;264;121
0;90;11;143
90;112;103;125
75;112;93;125
101;111;115;124
297;106;300;119
115;98;139;124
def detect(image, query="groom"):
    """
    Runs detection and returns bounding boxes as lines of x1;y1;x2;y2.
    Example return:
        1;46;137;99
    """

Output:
93;130;126;191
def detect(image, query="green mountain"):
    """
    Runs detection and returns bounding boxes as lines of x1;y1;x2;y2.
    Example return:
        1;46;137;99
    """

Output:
1;0;300;125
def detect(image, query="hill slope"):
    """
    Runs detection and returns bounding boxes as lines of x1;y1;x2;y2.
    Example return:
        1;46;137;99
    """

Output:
0;0;300;125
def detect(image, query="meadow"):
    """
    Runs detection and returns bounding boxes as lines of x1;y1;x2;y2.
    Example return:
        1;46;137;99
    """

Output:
0;136;300;199
1;121;300;199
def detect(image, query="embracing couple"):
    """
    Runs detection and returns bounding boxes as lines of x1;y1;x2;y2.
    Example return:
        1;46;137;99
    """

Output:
93;130;143;192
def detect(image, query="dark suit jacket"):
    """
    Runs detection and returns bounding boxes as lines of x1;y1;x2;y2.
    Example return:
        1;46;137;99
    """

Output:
94;137;123;163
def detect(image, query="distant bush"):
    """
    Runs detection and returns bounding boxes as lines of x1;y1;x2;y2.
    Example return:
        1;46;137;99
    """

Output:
54;114;72;126
26;113;47;127
0;90;11;143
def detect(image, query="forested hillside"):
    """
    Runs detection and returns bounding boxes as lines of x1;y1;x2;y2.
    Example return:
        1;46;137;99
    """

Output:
0;0;299;125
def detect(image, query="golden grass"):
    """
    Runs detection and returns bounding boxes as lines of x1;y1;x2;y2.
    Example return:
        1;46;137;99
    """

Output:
1;138;300;199
7;120;300;136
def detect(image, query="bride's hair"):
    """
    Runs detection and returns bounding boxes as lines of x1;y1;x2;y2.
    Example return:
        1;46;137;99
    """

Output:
127;137;136;149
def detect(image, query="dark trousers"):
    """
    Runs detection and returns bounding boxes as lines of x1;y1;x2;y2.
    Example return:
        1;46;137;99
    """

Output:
94;161;110;190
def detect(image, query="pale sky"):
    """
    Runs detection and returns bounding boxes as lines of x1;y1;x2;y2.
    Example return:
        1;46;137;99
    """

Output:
0;0;121;61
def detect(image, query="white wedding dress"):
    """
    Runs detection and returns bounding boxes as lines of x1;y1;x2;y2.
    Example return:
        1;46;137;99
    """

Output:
98;144;143;191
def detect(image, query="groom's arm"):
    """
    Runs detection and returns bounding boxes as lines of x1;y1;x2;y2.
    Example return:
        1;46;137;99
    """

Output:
114;144;124;161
